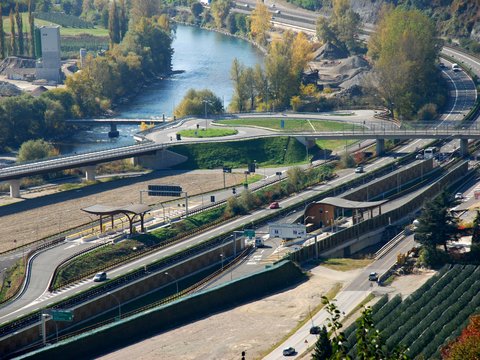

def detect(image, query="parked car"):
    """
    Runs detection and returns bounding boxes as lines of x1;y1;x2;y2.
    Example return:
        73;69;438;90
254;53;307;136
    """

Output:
368;272;378;281
455;192;464;200
355;166;364;173
282;347;296;356
93;272;107;282
309;326;321;334
269;201;280;209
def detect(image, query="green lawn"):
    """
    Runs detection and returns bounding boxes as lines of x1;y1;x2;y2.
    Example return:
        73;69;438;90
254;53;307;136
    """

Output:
2;13;108;37
178;128;238;138
319;258;373;271
217;118;364;132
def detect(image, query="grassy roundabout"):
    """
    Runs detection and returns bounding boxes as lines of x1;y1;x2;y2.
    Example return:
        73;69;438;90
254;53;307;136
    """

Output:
217;118;364;132
178;128;238;138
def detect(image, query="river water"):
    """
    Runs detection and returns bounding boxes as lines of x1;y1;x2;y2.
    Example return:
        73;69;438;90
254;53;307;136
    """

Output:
59;25;263;155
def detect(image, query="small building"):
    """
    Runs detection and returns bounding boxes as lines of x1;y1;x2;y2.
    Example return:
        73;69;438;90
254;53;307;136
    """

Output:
269;223;306;240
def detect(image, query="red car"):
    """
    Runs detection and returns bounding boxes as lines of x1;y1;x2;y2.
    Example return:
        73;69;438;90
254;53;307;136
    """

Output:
269;201;280;209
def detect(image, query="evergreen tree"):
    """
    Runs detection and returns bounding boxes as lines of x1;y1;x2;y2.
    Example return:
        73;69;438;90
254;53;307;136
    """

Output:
15;3;24;56
9;9;16;56
415;190;458;259
108;0;120;47
119;0;128;40
312;326;332;360
0;6;5;59
472;210;480;244
29;0;36;57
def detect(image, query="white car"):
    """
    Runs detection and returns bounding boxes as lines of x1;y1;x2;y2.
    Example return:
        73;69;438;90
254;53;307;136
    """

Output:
455;193;463;200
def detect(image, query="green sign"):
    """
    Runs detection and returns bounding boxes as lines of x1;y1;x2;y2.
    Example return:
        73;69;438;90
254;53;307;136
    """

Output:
51;310;74;322
244;229;255;238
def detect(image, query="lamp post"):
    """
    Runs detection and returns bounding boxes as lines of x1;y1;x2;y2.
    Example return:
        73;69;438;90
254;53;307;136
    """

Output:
203;100;212;129
220;253;224;271
165;271;179;294
107;291;121;320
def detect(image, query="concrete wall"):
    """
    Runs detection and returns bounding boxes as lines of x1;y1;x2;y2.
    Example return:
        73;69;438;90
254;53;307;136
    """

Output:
0;238;244;358
16;261;306;360
133;149;188;169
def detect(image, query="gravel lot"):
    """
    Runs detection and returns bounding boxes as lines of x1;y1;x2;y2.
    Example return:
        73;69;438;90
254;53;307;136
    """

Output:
0;170;240;253
98;268;435;360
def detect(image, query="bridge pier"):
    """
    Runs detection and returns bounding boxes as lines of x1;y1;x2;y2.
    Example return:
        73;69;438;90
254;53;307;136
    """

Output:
108;123;119;138
84;165;97;182
376;139;385;156
9;179;20;198
460;139;469;157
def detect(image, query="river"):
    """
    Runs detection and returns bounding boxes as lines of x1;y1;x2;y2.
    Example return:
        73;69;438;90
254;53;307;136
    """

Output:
59;25;263;155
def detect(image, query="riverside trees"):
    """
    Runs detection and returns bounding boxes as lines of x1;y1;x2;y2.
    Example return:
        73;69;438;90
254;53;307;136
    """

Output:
368;7;444;120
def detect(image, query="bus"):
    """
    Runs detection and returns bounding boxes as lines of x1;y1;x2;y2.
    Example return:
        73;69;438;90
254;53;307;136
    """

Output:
424;147;437;159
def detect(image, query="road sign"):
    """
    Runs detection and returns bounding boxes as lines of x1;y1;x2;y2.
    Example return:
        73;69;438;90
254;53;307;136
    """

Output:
51;310;74;322
148;184;182;197
280;119;285;129
244;229;255;238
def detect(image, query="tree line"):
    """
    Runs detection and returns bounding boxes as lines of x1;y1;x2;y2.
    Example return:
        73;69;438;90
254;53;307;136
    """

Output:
0;0;36;59
0;3;173;152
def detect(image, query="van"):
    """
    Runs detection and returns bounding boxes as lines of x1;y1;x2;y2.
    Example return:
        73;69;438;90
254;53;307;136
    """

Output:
452;63;460;72
255;237;264;248
424;147;437;159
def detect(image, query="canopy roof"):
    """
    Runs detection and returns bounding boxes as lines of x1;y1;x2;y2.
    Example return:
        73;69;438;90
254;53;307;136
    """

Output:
82;203;151;216
314;197;387;210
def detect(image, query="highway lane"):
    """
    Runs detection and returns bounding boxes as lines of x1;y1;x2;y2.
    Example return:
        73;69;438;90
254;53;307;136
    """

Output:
264;234;416;360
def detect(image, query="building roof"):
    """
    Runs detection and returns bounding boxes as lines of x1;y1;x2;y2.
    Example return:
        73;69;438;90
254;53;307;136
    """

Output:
82;203;151;216
312;197;388;210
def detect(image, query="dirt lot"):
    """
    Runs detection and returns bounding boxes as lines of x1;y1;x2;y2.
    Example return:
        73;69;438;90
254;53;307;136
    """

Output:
98;267;435;360
0;170;240;253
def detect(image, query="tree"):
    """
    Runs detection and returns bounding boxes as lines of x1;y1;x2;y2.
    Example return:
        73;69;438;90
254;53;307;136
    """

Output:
15;2;24;56
36;0;53;12
191;2;203;20
316;16;336;45
472;210;480;244
330;0;360;53
250;1;271;46
18;139;55;162
9;9;16;56
442;315;480;360
230;58;248;112
414;190;458;254
0;6;5;59
118;0;128;39
130;0;161;20
210;0;233;29
174;88;223;118
368;7;440;119
28;0;35;57
109;0;121;47
312;326;332;360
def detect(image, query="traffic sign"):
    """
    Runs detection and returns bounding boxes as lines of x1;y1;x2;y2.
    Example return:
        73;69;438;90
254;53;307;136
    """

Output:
244;229;255;238
148;184;182;197
51;310;74;322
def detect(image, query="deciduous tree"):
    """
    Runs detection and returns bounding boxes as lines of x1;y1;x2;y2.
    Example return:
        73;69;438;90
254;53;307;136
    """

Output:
250;1;271;46
0;6;5;59
210;0;233;29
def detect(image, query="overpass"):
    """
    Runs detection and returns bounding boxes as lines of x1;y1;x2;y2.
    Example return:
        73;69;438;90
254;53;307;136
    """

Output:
66;117;169;137
1;118;480;197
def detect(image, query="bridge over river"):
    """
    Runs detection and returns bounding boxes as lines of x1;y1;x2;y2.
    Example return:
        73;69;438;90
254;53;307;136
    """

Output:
1;116;479;198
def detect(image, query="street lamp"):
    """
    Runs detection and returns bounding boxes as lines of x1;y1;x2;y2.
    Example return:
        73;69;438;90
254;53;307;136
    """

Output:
202;100;212;129
220;253;224;271
107;291;121;320
165;271;179;294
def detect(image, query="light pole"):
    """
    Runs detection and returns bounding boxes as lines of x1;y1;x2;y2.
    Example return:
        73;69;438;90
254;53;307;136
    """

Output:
107;292;121;320
203;100;212;129
165;271;179;294
220;253;224;271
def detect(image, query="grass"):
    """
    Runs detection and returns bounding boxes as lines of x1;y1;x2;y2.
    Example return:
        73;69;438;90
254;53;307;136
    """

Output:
260;282;343;358
2;13;109;37
217;118;364;132
316;139;359;151
319;258;373;272
0;258;26;303
178;128;238;138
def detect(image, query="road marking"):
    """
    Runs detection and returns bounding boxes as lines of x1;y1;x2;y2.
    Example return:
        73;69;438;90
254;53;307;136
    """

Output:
307;119;316;132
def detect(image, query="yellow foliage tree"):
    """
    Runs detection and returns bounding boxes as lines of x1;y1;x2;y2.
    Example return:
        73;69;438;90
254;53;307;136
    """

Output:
250;1;271;46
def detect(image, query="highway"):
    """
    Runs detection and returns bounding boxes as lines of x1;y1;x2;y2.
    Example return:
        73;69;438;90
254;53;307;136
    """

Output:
0;6;478;357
